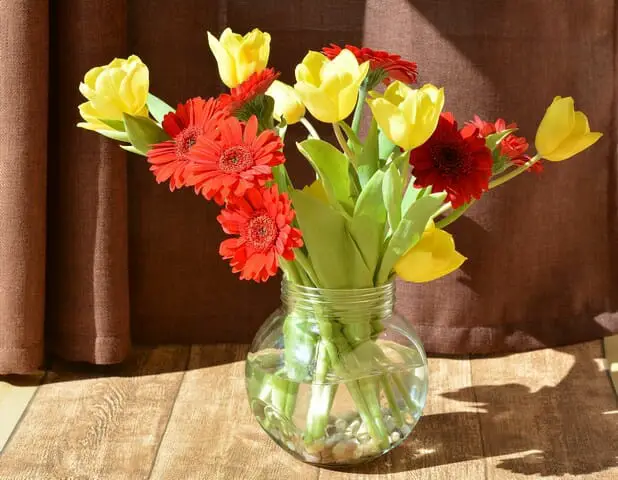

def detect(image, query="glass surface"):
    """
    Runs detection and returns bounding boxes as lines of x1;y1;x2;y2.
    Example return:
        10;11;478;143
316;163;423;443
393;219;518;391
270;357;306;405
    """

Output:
245;281;429;466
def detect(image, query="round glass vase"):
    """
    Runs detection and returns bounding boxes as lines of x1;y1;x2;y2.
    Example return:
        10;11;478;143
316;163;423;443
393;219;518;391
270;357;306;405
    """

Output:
245;281;429;466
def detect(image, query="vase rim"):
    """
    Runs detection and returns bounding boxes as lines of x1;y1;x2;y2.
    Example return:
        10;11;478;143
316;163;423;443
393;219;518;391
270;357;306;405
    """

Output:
281;279;395;295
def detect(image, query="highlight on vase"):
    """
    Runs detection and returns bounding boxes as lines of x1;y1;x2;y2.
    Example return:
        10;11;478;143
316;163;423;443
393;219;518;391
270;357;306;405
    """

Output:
76;27;602;466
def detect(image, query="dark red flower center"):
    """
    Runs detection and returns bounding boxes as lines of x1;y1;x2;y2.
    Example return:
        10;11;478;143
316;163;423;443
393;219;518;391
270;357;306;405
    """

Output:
219;146;254;173
246;213;277;251
431;144;471;178
175;126;199;159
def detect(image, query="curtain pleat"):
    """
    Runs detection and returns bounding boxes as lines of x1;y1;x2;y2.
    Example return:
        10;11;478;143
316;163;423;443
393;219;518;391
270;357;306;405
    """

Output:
46;0;131;364
0;1;49;374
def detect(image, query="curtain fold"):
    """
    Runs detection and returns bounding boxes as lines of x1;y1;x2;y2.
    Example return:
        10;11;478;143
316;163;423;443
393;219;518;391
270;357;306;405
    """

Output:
0;0;616;373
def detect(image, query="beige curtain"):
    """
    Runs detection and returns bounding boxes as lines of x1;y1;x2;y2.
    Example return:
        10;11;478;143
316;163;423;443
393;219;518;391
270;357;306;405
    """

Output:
0;0;616;374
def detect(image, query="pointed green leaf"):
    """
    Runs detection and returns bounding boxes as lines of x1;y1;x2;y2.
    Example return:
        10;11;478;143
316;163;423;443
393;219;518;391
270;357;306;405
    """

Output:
147;93;175;124
296;139;352;210
485;128;517;151
383;163;403;232
99;119;126;131
376;192;446;284
401;177;422;217
120;144;145;156
97;129;129;142
357;118;379;186
378;128;396;160
291;189;372;288
123;113;170;155
272;164;291;193
337;120;362;155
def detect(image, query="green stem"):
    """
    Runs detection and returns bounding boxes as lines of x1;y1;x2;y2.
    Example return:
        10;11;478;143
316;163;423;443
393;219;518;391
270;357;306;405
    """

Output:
489;153;541;189
382;376;405;428
293;250;320;287
351;85;368;134
300;117;320;139
435;201;474;229
333;123;356;160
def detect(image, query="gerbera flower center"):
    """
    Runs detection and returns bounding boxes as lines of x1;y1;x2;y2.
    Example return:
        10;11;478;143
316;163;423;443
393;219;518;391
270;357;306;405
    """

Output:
175;126;200;159
219;146;254;173
246;213;278;251
431;144;471;178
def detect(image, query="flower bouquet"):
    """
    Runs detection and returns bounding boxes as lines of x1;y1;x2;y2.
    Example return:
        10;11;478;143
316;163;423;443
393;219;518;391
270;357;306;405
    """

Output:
77;28;602;466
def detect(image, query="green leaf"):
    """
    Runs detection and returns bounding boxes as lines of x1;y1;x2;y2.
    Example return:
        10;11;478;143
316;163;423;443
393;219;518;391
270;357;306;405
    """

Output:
383;163;402;232
401;177;422;217
356;118;379;186
491;150;510;175
99;119;126;131
120;144;144;156
337;121;362;155
485;128;517;151
392;150;410;179
272;164;291;193
296;139;352;211
147;93;174;124
123;113;170;155
97;129;129;142
349;170;387;276
376;192;446;284
290;189;372;288
378;128;396;160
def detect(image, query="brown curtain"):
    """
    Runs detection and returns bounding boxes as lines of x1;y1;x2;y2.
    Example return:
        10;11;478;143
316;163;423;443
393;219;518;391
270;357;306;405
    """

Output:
0;0;616;374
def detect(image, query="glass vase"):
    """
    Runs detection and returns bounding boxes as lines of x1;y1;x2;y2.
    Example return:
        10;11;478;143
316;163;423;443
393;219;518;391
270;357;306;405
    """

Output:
245;281;429;466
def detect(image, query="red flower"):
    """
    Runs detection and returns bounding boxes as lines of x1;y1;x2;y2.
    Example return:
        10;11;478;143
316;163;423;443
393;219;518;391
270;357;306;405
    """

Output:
217;186;303;282
463;115;543;173
219;68;280;115
410;112;493;208
322;44;417;85
186;115;285;204
147;97;227;190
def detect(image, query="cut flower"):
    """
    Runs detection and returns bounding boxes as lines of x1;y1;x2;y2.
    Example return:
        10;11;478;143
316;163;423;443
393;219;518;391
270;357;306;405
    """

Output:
219;68;280;116
187;115;285;204
218;186;303;282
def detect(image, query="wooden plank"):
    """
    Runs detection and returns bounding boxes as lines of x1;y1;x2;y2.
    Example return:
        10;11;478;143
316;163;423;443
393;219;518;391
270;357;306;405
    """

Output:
0;346;189;480
469;341;618;480
150;344;320;480
320;356;487;480
0;372;45;452
604;334;618;397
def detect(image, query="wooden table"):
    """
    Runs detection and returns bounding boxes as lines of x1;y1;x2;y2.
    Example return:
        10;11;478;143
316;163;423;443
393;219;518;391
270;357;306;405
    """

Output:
1;340;617;479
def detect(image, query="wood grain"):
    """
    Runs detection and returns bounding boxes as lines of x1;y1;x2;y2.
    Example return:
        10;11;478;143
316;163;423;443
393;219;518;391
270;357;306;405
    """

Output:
149;344;320;480
0;346;189;480
604;334;618;397
469;341;618;479
0;372;44;453
320;356;487;480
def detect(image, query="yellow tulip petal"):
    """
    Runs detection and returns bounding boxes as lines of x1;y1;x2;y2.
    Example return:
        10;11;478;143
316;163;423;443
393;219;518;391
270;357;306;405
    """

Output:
208;31;237;87
544;131;603;161
367;98;411;150
295;81;339;123
535;96;575;157
295;51;327;86
395;228;466;283
267;80;305;124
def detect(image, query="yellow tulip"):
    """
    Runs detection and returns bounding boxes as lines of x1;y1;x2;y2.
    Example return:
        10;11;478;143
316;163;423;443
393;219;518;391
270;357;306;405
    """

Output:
78;55;149;131
207;28;270;88
535;96;602;161
395;223;466;283
266;80;305;124
294;49;369;123
367;81;444;151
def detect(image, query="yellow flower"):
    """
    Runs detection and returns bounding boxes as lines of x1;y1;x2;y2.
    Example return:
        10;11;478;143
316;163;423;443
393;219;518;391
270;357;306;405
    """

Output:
267;80;305;124
367;81;444;151
395;222;466;283
535;96;602;161
207;28;271;88
294;49;369;123
78;55;149;131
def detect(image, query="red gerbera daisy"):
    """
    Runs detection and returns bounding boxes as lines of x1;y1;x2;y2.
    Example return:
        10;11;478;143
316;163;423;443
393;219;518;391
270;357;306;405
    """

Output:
147;97;227;190
186;115;285;204
322;44;417;85
219;68;280;115
463;115;543;173
410;112;493;208
217;186;303;282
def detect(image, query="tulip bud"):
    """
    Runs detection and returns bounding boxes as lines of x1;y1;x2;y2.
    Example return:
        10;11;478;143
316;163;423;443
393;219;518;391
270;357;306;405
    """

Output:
266;80;305;124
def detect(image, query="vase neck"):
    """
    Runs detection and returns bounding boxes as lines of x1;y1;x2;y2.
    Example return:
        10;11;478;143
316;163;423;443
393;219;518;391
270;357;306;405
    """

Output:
281;281;395;322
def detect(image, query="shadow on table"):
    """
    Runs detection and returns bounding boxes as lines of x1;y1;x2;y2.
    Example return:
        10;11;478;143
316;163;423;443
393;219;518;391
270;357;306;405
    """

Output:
342;346;618;477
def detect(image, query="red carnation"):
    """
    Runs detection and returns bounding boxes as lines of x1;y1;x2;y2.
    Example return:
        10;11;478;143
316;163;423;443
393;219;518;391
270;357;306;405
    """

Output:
147;97;227;190
219;68;280;115
410;112;493;208
186;115;284;204
463;115;543;173
217;186;303;282
322;44;417;85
